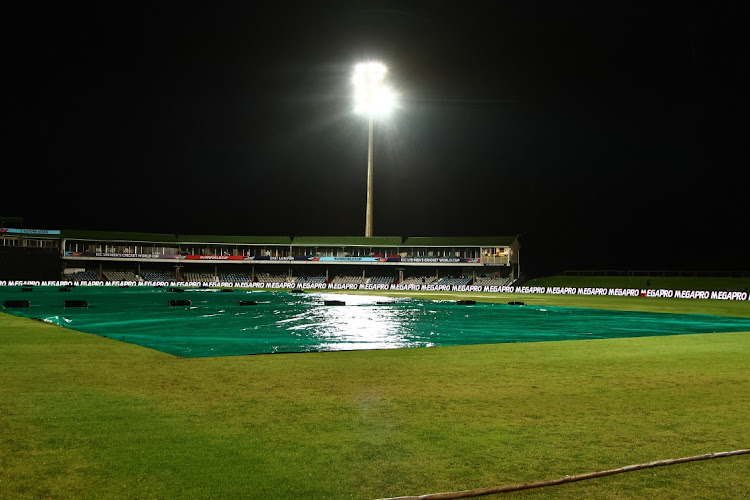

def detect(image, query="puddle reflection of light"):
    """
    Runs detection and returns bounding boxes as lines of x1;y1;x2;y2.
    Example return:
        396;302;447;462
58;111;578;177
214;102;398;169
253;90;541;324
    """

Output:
282;294;433;351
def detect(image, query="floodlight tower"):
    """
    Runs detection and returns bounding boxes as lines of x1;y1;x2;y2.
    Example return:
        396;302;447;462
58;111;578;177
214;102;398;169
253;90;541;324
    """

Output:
353;61;395;237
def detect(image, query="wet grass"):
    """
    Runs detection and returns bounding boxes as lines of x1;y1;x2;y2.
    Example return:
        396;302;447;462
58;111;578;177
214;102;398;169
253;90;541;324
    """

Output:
1;294;749;499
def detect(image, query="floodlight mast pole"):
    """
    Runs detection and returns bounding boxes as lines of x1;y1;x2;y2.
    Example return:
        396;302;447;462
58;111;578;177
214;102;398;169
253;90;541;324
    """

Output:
354;61;394;237
365;114;374;237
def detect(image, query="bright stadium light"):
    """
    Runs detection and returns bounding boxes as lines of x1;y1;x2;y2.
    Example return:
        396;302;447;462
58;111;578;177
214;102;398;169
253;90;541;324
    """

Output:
353;61;395;116
353;61;396;237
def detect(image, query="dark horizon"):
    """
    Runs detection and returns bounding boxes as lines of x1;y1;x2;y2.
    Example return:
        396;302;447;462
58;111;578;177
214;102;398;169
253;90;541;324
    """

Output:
4;3;747;276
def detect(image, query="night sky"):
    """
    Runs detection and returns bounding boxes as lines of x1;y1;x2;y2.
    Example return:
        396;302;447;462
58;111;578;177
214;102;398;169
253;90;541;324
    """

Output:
5;3;747;276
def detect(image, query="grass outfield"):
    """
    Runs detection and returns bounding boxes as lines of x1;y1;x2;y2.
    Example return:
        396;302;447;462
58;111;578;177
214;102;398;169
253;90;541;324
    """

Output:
1;293;749;499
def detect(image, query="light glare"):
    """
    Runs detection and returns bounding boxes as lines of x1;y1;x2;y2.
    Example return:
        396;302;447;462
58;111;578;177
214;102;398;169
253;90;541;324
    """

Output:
353;61;395;116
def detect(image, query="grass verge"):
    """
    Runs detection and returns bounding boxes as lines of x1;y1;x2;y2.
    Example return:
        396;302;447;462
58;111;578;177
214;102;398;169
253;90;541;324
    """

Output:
1;293;749;499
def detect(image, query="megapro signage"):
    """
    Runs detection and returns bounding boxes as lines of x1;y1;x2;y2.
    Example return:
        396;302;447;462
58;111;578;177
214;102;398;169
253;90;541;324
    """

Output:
2;281;748;301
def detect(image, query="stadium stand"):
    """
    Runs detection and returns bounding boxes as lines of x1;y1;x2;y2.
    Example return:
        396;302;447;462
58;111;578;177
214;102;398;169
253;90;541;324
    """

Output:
368;276;395;285
140;271;175;282
401;276;438;285
103;271;138;282
68;270;101;282
255;273;291;283
473;276;513;286
183;272;218;283
295;275;327;284
331;275;367;285
2;230;520;283
219;273;253;284
437;277;472;286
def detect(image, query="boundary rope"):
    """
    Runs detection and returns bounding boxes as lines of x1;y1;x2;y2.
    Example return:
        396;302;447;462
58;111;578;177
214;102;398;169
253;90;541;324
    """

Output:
377;449;749;500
